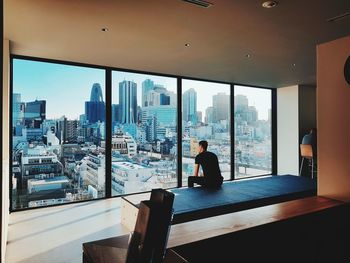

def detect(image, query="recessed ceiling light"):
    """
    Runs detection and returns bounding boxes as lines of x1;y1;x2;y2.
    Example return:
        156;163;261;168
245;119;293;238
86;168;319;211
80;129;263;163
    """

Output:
262;1;278;8
101;28;109;32
185;43;190;47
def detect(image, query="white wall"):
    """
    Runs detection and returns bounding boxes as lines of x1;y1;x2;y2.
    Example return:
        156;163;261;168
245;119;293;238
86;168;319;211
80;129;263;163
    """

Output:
2;39;10;263
317;36;350;201
277;85;299;175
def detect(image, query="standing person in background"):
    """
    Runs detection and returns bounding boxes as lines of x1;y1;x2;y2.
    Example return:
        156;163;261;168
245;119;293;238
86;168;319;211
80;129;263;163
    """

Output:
301;128;317;177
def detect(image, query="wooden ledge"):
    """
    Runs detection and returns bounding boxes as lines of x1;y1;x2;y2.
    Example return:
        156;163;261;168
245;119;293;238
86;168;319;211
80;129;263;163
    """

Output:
167;196;345;248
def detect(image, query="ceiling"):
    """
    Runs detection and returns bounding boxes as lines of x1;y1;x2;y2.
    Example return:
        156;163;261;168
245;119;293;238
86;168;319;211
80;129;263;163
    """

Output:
4;0;350;88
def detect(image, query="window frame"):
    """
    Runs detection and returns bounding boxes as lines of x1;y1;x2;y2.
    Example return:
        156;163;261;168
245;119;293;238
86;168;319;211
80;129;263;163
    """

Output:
232;84;275;180
9;54;276;212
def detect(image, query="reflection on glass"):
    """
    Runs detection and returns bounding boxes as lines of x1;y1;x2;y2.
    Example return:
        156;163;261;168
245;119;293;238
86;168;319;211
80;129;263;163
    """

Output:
234;86;272;178
12;59;106;209
182;79;231;185
111;71;177;195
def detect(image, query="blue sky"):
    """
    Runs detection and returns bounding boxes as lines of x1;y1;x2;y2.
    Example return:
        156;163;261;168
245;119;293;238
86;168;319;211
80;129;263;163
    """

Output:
13;59;105;120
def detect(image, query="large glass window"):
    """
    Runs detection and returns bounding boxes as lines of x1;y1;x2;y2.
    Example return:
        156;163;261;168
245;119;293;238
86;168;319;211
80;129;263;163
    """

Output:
11;56;275;210
12;59;106;209
182;79;231;185
111;71;177;195
234;86;272;178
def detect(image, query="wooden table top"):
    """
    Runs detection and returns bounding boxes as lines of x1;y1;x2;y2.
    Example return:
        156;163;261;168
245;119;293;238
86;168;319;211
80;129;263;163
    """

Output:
84;196;346;262
167;196;345;248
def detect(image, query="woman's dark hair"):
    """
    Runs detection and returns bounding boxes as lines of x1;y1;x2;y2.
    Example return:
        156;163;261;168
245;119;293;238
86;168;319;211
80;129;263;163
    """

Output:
199;140;208;151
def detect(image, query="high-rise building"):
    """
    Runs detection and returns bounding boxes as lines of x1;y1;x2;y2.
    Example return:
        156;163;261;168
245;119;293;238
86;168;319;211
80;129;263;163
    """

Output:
80;152;105;196
56;116;79;143
119;80;137;124
213;92;230;122
196;111;202;123
234;95;249;112
146;115;158;142
146;88;171;107
90;83;104;102
13;93;25;126
160;93;170;105
142;79;154;107
25;99;46;128
20;145;63;188
112;104;120;123
121;123;137;140
141;105;176;126
246;106;258;123
147;90;161;106
154;84;166;93
111;132;137;158
79;114;86;124
167;91;177;106
205;107;214;124
85;83;105;124
137;106;142;123
183;88;197;124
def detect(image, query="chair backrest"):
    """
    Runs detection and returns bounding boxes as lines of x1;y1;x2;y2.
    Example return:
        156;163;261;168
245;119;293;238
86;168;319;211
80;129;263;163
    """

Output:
126;189;175;263
300;144;313;158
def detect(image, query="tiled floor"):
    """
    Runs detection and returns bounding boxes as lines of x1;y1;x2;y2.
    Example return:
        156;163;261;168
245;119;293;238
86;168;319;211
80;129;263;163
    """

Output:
6;198;129;263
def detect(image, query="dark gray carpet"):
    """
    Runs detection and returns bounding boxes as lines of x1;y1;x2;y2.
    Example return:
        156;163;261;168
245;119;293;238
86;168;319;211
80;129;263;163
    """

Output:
169;175;316;223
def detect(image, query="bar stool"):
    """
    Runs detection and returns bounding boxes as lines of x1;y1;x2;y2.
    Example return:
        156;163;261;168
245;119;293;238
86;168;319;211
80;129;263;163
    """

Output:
299;144;315;179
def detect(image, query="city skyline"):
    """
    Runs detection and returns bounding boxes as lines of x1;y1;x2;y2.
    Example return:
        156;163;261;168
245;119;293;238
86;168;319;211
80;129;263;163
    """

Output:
112;71;177;104
11;58;272;209
235;85;271;120
14;59;270;122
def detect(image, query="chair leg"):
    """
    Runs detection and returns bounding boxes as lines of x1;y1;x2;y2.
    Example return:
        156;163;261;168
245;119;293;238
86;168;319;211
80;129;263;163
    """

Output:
299;158;304;176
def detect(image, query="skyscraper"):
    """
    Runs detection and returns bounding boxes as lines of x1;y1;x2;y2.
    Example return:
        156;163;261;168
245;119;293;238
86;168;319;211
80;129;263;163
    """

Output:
146;115;157;142
234;95;249;112
160;93;170;105
24;99;46;128
112;104;120;123
56;116;79;143
147;90;161;106
196;111;202;123
85;83;105;124
182;88;197;124
205;107;214;124
142;105;176;126
13;93;25;126
142;79;154;107
213;92;230;122
119;80;137;124
90;83;104;102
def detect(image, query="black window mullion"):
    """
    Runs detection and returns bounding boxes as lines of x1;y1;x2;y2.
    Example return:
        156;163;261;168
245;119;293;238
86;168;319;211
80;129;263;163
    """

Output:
271;88;277;175
231;84;235;181
177;78;182;188
105;69;112;198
